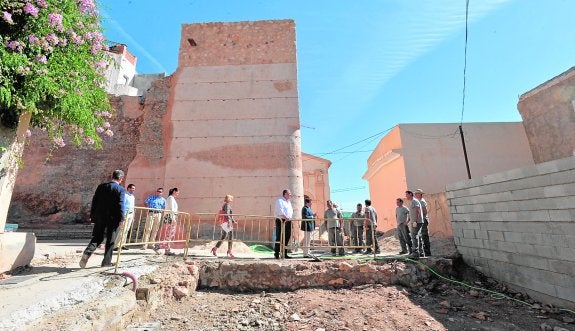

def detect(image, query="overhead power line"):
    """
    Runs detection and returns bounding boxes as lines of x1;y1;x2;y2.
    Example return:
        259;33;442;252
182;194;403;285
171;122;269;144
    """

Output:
460;0;470;125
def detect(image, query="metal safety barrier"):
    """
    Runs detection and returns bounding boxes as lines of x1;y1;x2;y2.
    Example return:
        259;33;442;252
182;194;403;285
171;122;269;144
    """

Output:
113;207;193;273
280;217;377;259
113;209;378;271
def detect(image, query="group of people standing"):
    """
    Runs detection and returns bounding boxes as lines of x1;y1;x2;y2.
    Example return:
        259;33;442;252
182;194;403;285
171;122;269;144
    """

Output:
79;172;430;268
141;186;180;256
274;189;383;258
79;170;181;268
396;189;432;258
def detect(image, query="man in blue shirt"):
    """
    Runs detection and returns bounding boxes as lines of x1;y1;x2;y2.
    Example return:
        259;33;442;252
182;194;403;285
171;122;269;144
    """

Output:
141;187;166;249
115;183;136;251
79;170;126;268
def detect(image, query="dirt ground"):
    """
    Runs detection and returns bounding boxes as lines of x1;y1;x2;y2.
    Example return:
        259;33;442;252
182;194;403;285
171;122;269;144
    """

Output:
6;236;574;330
135;236;575;331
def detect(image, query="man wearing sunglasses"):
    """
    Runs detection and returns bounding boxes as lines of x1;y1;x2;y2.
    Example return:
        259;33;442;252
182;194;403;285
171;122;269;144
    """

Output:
141;188;166;249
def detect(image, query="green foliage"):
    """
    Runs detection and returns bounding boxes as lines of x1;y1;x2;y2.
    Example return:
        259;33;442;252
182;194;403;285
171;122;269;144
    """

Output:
0;0;112;148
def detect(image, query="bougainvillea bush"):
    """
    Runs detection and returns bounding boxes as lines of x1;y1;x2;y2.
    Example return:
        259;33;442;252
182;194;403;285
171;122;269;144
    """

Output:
0;0;112;148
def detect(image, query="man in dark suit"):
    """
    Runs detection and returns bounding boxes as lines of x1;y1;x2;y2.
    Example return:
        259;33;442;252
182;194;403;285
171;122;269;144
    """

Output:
79;170;126;268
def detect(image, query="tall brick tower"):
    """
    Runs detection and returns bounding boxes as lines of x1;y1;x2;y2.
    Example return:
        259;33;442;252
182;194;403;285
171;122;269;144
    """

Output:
128;20;304;219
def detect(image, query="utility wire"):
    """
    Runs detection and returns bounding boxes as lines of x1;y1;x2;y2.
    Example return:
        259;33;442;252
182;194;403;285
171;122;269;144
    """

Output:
460;0;470;125
302;126;395;163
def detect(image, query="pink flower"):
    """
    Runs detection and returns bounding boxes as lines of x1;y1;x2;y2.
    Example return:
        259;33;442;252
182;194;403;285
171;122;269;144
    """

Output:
96;127;104;133
70;32;84;45
2;11;14;24
46;33;59;45
5;40;23;51
101;111;112;118
35;54;47;64
25;130;32;137
23;3;39;17
47;13;63;31
85;137;95;145
29;35;40;45
53;137;65;147
104;129;114;137
103;122;110;128
48;13;62;26
35;0;47;8
94;60;106;68
78;0;97;15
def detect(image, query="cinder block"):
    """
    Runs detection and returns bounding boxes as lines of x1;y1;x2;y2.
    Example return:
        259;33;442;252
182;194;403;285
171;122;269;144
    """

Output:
462;229;475;238
504;210;550;222
475;230;488;240
536;159;561;175
511;186;544;200
482;222;514;232
548;222;575;236
541;234;568;248
459;238;484;249
453;236;461;245
548;209;575;222
526;267;571;289
485;239;516;253
477;248;493;260
507;254;550;270
543;184;575;198
549;169;575;186
460;221;481;230
512;222;550;234
487;230;504;241
514;242;557;259
503;232;524;243
516;275;557;298
555;284;575;303
554;247;575;263
489;250;514;263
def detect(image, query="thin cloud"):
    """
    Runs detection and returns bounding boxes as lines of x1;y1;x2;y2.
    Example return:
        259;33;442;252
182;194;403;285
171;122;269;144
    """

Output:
101;9;167;73
303;0;513;127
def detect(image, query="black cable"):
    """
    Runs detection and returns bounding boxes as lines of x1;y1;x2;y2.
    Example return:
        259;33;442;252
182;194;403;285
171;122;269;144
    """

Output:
461;0;470;125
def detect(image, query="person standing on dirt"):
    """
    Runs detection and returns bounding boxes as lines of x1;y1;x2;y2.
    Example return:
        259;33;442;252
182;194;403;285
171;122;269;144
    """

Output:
141;187;166;250
405;190;423;259
79;170;126;268
115;183;136;251
350;203;365;254
300;196;316;258
395;198;411;255
324;200;345;256
415;189;431;257
274;189;294;259
155;187;179;256
211;194;236;258
364;199;381;254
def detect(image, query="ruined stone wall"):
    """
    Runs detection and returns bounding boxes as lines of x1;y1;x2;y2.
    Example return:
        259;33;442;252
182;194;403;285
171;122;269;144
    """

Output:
8;94;145;228
447;156;575;309
8;20;305;236
518;67;575;163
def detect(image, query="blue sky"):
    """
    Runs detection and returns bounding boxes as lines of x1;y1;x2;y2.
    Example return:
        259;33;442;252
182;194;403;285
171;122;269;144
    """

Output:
99;0;575;210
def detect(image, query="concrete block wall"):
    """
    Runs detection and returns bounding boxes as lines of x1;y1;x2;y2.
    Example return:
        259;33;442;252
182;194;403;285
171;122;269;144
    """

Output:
447;156;575;309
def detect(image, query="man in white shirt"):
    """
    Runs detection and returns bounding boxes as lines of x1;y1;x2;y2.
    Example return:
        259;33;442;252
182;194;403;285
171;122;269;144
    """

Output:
415;189;431;257
405;190;423;259
115;183;136;251
274;189;294;259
